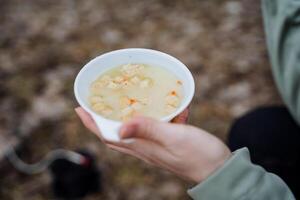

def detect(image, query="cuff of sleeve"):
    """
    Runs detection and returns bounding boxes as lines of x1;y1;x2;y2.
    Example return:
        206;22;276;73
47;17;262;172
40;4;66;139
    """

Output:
187;147;263;200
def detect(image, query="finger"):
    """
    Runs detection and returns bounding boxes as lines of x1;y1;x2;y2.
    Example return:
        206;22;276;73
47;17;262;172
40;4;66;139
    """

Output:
119;139;177;171
107;144;153;165
119;116;176;144
75;107;123;144
75;107;102;137
108;143;175;170
172;108;189;124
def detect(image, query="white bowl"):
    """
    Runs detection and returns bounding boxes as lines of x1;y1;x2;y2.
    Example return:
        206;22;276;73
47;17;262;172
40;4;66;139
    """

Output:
74;48;195;142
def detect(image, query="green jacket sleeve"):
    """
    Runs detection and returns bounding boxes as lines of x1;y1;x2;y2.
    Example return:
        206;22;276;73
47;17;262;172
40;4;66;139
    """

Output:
187;148;295;200
262;0;300;125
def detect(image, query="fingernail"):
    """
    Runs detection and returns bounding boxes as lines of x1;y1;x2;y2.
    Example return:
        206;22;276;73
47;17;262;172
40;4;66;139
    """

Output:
119;125;134;139
74;107;80;113
74;108;81;117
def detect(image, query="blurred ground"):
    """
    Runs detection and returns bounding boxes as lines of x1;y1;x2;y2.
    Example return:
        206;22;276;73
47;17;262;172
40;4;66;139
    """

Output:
0;0;282;199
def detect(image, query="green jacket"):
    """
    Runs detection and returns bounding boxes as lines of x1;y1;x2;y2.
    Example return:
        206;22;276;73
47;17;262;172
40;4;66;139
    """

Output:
188;0;299;199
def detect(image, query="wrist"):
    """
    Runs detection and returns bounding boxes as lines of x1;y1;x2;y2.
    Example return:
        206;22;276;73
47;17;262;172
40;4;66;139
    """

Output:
190;145;232;183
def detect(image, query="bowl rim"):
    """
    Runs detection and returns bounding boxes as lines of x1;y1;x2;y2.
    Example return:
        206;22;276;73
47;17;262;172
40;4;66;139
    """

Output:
74;48;195;123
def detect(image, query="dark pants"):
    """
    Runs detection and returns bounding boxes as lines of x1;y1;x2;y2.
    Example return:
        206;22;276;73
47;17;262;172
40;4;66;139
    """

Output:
228;106;300;198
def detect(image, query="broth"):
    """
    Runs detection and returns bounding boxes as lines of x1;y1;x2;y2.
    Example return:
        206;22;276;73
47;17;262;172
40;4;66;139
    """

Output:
89;63;183;121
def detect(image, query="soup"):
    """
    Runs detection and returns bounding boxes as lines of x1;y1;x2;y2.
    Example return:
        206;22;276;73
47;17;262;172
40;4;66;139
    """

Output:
89;63;183;121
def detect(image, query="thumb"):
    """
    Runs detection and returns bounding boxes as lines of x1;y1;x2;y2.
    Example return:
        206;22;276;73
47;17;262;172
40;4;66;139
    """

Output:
119;116;175;143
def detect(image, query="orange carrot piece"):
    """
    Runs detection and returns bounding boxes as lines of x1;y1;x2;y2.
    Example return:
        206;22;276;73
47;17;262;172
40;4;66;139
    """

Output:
129;98;136;105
